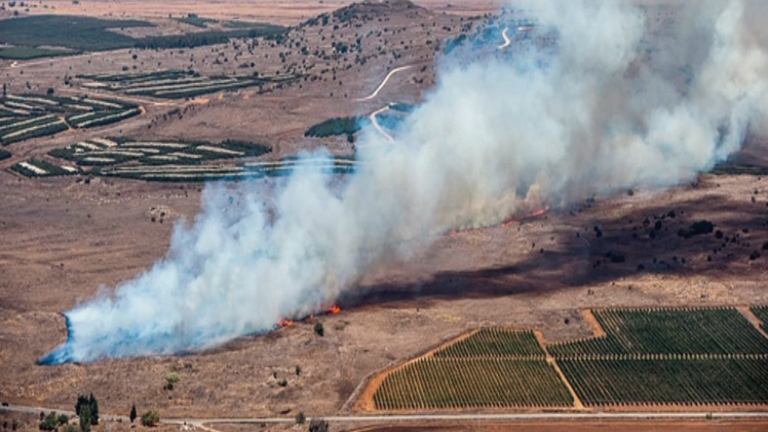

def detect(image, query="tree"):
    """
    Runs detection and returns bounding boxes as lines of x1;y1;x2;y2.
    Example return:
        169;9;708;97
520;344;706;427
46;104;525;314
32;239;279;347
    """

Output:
140;411;160;427
75;394;98;428
39;412;58;431
130;404;137;424
58;414;69;425
295;412;306;425
309;419;329;432
314;322;324;337
46;87;54;96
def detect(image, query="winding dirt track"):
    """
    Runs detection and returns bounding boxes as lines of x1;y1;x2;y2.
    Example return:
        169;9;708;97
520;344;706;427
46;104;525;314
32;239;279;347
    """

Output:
355;66;414;101
369;106;394;142
498;27;511;49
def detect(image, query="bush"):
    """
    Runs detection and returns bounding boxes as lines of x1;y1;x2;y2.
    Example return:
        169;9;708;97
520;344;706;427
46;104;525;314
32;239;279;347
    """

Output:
678;220;715;239
75;394;98;427
295;412;306;425
304;117;368;138
39;412;58;431
309;419;329;432
57;414;68;425
314;322;324;337
140;411;160;427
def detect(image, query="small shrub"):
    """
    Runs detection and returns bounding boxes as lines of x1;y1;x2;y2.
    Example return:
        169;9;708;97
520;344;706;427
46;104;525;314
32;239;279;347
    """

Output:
140;411;160;427
295;412;306;425
309;419;329;432
678;220;715;239
39;412;57;431
314;322;324;337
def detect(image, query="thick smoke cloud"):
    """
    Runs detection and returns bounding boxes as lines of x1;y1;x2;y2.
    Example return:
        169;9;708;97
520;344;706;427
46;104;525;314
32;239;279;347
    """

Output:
42;0;768;363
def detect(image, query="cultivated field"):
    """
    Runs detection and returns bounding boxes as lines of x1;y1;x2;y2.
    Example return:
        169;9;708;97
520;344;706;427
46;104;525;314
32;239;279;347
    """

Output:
364;307;768;411
0;1;767;432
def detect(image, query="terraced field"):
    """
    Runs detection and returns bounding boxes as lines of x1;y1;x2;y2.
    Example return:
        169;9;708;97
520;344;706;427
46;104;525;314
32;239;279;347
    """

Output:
0;93;139;145
78;69;300;99
373;329;574;410
8;135;357;181
10;159;78;178
367;308;768;412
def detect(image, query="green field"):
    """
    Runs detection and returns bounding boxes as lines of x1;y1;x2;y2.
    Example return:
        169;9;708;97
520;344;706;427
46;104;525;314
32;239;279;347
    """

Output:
560;358;768;406
433;328;545;359
374;328;572;410
548;307;768;357
305;117;370;138
174;15;217;28
10;158;77;177
372;308;768;411
0;46;78;60
0;15;287;53
374;358;573;410
0;93;140;146
0;15;152;51
78;69;299;99
752;306;768;333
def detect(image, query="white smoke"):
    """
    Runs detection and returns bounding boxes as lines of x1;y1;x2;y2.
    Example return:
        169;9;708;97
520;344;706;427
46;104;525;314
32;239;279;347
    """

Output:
42;0;768;363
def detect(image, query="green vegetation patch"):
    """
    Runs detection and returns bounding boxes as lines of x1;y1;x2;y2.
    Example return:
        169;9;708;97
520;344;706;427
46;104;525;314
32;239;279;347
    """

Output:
0;148;10;161
78;70;299;99
548;307;768;357
434;328;545;359
11;158;77;177
560;358;768;406
174;14;217;28
0;46;78;60
374;358;573;410
135;26;286;50
751;306;768;333
305;117;370;138
0;15;153;51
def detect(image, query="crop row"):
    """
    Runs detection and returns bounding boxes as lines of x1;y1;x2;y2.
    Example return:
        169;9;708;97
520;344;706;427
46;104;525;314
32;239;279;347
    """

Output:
752;306;768;333
559;358;768;406
98;156;356;182
548;307;768;357
50;138;271;167
0;115;68;146
373;358;573;410
79;70;299;99
67;108;141;129
433;328;545;359
10;158;77;178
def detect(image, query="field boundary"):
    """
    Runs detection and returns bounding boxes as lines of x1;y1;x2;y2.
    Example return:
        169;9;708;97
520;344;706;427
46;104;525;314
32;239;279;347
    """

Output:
355;329;480;412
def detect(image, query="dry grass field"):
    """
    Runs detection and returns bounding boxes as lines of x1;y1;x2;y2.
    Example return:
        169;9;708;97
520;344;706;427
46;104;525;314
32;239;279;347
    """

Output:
0;1;767;431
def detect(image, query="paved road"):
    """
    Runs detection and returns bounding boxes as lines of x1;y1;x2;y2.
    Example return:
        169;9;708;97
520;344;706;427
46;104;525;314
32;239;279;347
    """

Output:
5;403;768;431
355;65;414;101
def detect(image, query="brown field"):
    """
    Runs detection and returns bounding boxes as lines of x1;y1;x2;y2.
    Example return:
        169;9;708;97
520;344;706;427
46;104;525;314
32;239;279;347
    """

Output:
1;1;767;431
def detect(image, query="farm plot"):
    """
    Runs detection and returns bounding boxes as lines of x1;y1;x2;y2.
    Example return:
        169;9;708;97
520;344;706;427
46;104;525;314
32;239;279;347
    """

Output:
433;328;545;359
372;328;573;411
374;358;573;410
559;358;768;406
0;93;141;145
752;306;768;333
101;155;356;182
10;158;78;178
49;138;271;168
548;307;768;357
78;70;300;99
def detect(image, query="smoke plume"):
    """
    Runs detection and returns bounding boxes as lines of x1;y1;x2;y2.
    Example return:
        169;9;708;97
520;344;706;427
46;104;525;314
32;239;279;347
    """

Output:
42;0;768;363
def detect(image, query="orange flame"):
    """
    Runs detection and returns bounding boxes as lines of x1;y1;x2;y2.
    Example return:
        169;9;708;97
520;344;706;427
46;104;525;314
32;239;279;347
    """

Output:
327;305;341;314
277;317;294;327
